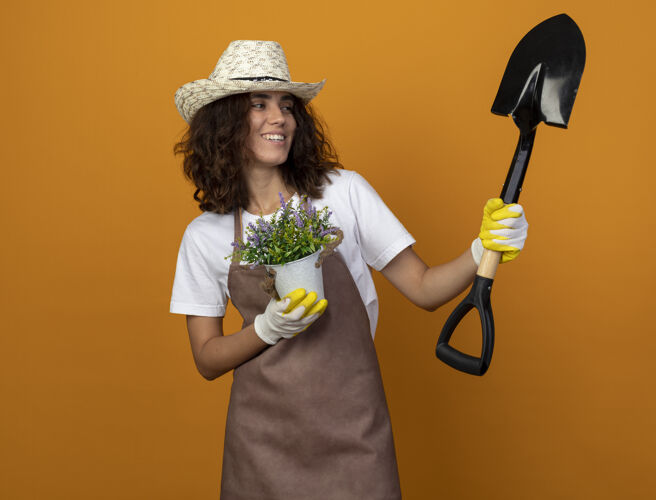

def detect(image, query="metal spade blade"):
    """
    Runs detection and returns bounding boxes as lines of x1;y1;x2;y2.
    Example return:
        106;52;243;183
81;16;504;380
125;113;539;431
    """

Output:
492;13;586;131
436;14;586;376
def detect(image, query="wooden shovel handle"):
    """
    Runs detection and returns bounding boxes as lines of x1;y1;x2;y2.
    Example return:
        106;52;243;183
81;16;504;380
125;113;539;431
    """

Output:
477;248;502;279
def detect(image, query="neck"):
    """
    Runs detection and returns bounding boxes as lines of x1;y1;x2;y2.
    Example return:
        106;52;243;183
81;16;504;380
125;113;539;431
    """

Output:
243;165;294;215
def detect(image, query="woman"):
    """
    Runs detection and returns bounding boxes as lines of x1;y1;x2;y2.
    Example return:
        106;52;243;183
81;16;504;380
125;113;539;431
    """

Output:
170;40;528;499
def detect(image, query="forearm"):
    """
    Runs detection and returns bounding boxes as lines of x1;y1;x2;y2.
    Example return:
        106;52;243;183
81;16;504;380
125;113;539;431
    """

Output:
416;248;478;311
382;246;477;312
198;324;268;380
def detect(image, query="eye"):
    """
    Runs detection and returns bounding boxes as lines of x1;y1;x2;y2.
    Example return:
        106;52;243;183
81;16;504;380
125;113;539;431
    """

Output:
281;104;294;113
250;102;265;109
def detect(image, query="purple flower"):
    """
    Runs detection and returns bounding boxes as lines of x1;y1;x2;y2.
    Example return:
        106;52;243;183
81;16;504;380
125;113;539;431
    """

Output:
320;228;337;237
302;198;316;217
231;240;245;251
247;233;261;246
257;219;274;235
278;192;287;210
302;198;313;215
294;212;304;228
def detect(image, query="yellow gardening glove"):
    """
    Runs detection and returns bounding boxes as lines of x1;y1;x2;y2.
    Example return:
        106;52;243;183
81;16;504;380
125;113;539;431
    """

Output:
254;288;328;345
283;288;328;317
285;288;328;335
473;198;529;264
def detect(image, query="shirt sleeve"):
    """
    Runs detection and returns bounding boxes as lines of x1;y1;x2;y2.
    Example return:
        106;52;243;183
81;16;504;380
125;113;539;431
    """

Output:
170;226;227;317
348;172;416;271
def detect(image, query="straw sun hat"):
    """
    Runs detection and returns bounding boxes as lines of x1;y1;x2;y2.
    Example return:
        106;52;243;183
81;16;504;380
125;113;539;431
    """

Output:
174;40;326;123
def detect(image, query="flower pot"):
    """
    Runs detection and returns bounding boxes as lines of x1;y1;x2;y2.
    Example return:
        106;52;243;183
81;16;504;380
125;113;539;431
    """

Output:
266;250;325;301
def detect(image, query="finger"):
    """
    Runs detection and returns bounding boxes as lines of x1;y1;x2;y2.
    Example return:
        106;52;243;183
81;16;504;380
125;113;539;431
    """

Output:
490;204;523;221
296;291;318;312
304;299;327;318
484;198;505;215
478;220;508;240
500;249;520;263
482;239;520;253
492;216;526;229
481;231;508;241
284;304;307;321
489;227;515;239
283;288;307;313
280;313;320;338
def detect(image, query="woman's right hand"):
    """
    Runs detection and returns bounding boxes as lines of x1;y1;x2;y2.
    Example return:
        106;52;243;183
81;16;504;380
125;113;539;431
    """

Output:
470;198;529;266
254;289;328;345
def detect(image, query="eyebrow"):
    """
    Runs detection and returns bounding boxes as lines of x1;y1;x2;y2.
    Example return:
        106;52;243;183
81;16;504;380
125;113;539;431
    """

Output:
250;93;294;101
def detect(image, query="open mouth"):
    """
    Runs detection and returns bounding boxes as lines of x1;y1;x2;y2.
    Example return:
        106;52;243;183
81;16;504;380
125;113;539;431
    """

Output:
262;134;285;142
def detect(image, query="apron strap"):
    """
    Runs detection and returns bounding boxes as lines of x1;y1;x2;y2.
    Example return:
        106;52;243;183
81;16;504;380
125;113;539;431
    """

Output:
231;208;242;265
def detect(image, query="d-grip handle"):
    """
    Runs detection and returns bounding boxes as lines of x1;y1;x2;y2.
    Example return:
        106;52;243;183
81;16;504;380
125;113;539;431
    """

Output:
436;249;501;376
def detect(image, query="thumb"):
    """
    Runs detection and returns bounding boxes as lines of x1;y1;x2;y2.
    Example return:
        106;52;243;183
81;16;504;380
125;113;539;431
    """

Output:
484;198;504;216
273;297;291;313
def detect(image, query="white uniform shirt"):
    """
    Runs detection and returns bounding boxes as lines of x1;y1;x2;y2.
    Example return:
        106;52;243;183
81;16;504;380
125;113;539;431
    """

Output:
170;169;415;338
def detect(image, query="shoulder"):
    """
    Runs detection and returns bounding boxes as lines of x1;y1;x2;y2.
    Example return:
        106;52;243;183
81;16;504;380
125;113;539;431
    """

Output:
323;168;357;190
314;169;385;230
185;211;233;237
182;211;235;255
320;169;370;201
321;168;383;205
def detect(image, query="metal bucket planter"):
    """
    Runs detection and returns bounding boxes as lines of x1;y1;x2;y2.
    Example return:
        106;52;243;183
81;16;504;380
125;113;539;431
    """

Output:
266;250;324;301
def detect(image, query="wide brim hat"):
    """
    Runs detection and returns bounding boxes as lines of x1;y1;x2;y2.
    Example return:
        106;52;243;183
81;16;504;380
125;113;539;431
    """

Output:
175;40;326;123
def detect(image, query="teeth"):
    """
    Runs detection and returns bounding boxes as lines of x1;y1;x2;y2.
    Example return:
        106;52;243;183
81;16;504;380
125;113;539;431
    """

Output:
262;134;284;141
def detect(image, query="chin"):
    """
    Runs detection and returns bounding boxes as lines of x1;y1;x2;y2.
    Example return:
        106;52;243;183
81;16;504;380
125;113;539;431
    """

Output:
266;156;290;167
248;151;291;169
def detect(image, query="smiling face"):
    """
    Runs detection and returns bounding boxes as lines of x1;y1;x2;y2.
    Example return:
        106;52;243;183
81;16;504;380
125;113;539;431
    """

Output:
245;91;297;170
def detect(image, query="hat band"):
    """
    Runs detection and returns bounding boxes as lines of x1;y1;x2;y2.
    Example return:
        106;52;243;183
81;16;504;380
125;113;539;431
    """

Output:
230;76;289;82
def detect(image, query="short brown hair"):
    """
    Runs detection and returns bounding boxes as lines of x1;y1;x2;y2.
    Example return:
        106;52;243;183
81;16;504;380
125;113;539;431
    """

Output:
173;93;342;214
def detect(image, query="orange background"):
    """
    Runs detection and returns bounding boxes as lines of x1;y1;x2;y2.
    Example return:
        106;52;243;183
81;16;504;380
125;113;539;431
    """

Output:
2;0;654;498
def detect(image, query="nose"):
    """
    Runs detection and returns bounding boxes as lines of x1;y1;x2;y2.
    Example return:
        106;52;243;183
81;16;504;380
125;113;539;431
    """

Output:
266;105;285;125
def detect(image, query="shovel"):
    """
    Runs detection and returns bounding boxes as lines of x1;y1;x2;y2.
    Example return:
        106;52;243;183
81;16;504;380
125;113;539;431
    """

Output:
435;14;586;376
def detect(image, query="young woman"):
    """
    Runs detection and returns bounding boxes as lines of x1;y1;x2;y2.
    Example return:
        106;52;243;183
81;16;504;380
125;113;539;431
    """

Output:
170;40;528;499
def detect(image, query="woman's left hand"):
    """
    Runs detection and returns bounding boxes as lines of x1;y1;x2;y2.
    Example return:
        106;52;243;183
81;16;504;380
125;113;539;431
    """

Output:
473;198;529;264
